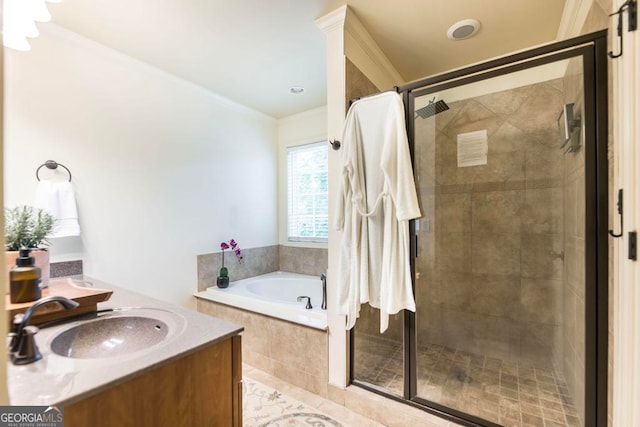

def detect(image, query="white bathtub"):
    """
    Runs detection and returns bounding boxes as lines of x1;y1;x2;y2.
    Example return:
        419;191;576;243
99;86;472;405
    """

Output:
195;271;327;330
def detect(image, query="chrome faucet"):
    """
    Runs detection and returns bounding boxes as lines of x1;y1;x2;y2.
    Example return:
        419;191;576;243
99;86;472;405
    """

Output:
320;273;327;310
8;296;79;365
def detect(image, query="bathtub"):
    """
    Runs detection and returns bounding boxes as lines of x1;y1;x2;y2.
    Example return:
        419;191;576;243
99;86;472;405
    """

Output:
195;271;327;330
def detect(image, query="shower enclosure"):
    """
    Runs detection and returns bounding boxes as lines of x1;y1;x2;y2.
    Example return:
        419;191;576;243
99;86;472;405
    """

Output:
351;31;608;427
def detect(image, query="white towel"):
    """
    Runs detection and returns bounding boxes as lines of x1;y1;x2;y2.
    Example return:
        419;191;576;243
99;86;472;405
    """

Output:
34;181;81;238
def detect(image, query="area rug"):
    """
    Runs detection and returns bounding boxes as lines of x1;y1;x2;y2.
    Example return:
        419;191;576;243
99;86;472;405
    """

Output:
243;377;343;426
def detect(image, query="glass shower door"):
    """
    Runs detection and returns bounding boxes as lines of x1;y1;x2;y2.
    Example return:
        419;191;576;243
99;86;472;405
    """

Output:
411;56;590;426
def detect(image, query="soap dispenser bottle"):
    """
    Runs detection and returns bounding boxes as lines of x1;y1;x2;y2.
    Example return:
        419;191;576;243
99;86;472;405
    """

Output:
10;248;42;303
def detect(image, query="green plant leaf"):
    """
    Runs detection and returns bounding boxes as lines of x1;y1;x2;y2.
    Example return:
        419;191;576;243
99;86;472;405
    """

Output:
4;205;54;251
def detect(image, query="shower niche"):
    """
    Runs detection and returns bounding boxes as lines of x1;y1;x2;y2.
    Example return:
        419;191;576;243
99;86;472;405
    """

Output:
351;31;608;427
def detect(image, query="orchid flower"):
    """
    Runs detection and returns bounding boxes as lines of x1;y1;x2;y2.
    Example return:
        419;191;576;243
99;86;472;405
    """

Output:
220;239;243;264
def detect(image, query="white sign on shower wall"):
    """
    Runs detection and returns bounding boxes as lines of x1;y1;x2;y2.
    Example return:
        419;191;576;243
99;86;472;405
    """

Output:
457;130;488;167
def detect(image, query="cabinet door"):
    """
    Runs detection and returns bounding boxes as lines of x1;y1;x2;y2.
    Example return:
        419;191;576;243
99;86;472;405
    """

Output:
65;336;240;426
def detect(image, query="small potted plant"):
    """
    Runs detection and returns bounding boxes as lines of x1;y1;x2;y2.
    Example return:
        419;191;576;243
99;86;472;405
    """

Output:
5;205;54;292
217;239;242;288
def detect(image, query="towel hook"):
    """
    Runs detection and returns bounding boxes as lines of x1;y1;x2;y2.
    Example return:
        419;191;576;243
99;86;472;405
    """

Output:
36;160;72;182
609;189;624;238
329;140;341;150
608;0;637;59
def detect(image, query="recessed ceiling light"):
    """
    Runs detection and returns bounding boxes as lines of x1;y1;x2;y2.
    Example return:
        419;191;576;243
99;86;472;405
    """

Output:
447;19;481;40
289;86;305;95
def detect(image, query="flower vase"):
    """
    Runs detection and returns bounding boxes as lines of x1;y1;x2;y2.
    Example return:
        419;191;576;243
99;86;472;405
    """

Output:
217;265;229;288
216;276;229;288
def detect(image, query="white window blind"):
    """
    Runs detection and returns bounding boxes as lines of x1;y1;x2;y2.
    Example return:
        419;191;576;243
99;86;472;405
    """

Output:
287;142;328;243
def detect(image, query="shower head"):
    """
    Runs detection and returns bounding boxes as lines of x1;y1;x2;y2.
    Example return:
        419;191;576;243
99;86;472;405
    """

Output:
415;99;450;119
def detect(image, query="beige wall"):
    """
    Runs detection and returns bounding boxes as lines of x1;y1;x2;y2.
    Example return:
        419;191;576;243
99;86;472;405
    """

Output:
197;299;329;397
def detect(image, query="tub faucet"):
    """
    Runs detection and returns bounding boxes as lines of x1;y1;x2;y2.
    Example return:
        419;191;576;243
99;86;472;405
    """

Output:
297;296;313;310
8;296;79;365
320;273;327;310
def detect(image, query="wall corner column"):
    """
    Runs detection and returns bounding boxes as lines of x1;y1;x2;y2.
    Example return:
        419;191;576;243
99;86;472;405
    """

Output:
316;5;349;389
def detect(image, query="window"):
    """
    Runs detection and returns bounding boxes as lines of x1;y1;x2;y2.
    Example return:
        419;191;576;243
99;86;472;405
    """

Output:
287;142;328;242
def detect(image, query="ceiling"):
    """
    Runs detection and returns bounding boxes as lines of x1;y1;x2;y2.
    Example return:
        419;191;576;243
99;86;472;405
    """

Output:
45;0;567;119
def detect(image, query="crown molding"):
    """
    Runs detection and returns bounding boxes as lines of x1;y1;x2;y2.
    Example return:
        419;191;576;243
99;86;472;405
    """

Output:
343;7;404;86
557;0;595;39
316;5;403;88
315;5;347;33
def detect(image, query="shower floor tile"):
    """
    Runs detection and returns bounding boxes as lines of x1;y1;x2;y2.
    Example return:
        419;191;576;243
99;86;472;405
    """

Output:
353;334;581;427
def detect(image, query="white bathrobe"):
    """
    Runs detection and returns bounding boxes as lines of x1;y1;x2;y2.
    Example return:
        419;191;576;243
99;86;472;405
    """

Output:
334;91;421;333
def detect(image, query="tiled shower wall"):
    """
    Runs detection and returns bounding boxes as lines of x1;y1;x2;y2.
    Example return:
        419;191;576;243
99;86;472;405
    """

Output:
414;78;566;368
197;245;327;291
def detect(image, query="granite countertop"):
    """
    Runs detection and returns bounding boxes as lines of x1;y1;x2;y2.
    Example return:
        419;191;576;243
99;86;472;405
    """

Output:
7;276;243;406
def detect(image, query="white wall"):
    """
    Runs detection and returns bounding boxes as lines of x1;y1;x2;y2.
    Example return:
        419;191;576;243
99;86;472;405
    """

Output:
277;105;327;247
611;0;640;423
3;25;278;307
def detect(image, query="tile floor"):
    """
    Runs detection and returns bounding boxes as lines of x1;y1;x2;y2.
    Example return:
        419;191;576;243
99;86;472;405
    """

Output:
354;334;581;427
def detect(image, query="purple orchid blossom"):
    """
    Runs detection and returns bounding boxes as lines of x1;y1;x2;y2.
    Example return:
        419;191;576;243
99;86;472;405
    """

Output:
220;239;243;265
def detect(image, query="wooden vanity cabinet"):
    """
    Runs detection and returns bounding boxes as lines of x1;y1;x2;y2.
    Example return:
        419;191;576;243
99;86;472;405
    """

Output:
64;335;242;427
